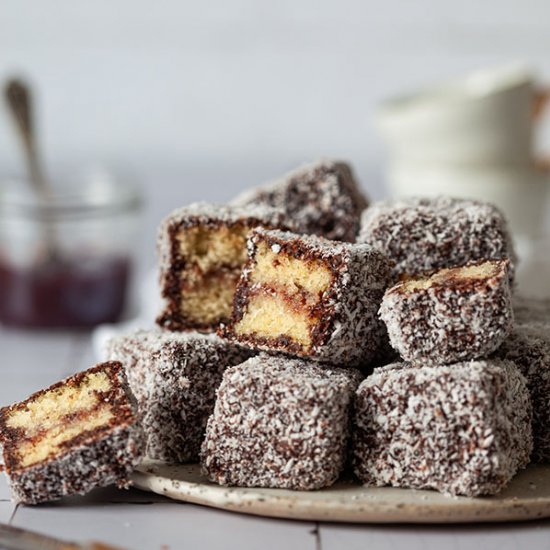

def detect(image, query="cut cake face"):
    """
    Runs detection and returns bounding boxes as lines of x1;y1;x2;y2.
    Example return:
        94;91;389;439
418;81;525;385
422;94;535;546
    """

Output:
223;228;392;367
380;259;513;366
156;202;289;332
0;362;144;504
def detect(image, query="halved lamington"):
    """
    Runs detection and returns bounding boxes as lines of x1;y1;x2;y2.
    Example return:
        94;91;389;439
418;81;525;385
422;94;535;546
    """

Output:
201;354;362;490
157;202;289;332
0;362;144;504
380;259;513;366
494;325;550;462
223;229;392;367
107;330;251;463
353;360;532;497
358;196;516;282
233;159;368;242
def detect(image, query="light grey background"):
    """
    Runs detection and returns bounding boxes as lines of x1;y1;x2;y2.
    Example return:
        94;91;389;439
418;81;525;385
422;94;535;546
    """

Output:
2;0;550;263
2;5;550;546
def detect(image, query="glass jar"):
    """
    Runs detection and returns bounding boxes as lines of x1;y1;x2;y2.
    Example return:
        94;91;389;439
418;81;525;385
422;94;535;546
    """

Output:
0;170;143;328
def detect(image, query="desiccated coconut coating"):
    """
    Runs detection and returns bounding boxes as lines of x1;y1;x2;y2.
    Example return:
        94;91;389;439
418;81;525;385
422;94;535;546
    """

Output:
358;196;516;282
380;260;513;366
233;159;369;242
353;360;533;497
201;354;362;490
223;228;393;368
513;295;550;327
157;202;290;332
106;329;252;463
0;362;144;505
494;325;550;462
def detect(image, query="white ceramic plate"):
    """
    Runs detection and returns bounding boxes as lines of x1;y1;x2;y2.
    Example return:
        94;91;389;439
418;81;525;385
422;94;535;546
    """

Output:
132;460;550;524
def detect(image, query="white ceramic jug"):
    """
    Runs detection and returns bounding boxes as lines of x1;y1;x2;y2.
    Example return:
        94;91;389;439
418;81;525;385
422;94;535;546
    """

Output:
377;64;550;238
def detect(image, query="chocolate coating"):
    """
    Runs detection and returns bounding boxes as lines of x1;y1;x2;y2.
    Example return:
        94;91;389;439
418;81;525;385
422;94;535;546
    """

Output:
233;159;368;242
494;324;550;462
107;329;252;463
353;359;533;497
0;362;144;505
223;228;393;368
358;196;516;282
380;260;513;366
201;354;362;490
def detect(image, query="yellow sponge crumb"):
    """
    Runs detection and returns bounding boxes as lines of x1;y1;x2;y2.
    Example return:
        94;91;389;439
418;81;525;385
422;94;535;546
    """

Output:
401;261;502;293
6;371;116;468
251;242;332;297
235;293;313;349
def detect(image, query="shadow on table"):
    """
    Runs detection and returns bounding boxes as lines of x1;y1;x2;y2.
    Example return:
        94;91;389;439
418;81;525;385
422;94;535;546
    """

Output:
25;485;174;509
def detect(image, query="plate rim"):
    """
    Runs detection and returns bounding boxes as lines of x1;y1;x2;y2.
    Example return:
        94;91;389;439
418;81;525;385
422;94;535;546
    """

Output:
132;461;550;524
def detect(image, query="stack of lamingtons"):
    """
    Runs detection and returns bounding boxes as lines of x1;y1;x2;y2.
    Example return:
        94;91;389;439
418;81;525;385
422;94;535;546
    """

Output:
1;159;549;505
108;163;546;497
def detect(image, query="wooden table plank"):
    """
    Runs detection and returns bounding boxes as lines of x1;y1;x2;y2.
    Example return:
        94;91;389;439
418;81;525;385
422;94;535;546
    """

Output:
13;492;318;550
0;475;13;502
0;329;76;504
0;329;74;402
0;501;15;523
318;521;550;550
4;330;550;550
0;329;74;367
61;333;97;377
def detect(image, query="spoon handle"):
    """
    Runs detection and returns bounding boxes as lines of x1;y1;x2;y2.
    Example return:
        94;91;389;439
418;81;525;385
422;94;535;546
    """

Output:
4;77;59;263
5;78;50;197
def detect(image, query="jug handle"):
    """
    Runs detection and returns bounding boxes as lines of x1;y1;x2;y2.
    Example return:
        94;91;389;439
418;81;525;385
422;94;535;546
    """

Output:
534;87;550;173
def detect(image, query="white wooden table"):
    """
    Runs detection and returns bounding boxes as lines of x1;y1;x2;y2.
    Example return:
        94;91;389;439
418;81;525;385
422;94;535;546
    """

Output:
1;328;550;550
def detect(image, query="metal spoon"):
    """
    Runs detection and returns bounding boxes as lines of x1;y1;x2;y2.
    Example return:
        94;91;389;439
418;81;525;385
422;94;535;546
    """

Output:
4;77;59;263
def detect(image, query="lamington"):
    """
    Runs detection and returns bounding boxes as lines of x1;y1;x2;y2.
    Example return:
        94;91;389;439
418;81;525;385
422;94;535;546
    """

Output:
0;362;144;505
201;354;362;490
353;360;532;497
494;325;550;462
358;196;516;282
380;259;513;366
156;202;289;332
233;159;368;242
107;329;251;463
222;228;392;367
